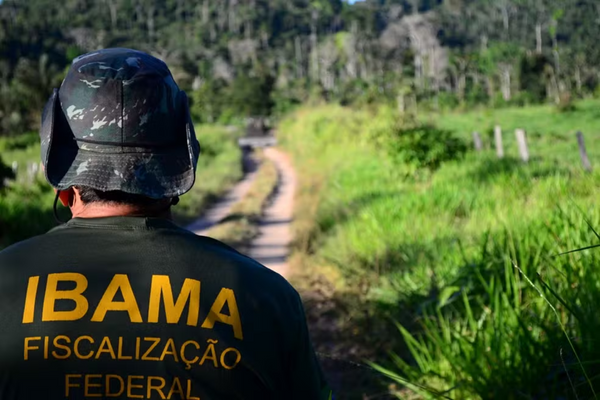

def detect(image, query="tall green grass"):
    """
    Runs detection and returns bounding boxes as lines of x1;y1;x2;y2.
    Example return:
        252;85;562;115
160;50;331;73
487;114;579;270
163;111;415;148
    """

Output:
280;101;600;398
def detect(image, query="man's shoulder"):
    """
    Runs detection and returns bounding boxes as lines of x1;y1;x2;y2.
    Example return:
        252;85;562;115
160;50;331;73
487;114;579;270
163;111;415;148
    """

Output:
189;233;298;294
0;233;51;261
173;230;300;299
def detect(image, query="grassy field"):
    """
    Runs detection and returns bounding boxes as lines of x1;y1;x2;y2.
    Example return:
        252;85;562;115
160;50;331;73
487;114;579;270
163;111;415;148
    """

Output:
0;125;242;249
279;100;600;398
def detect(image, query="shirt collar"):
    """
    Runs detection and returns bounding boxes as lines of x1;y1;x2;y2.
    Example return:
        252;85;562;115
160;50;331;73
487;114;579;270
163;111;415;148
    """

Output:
64;216;180;230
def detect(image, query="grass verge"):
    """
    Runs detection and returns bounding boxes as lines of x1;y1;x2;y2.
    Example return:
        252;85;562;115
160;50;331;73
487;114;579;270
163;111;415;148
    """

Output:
279;101;600;399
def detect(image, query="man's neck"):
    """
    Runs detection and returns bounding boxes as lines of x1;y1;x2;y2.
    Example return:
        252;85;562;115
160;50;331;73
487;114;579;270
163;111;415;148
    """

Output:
72;204;172;220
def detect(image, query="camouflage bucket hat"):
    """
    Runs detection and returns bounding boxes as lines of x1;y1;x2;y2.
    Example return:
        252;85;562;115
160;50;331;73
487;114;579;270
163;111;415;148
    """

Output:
40;48;200;199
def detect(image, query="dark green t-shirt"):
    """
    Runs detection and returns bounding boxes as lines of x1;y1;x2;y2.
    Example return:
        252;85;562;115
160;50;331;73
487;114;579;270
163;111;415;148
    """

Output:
0;217;330;400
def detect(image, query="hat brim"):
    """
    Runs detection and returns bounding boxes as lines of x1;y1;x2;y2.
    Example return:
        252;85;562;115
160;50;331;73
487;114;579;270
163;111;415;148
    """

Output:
48;145;195;199
40;88;200;199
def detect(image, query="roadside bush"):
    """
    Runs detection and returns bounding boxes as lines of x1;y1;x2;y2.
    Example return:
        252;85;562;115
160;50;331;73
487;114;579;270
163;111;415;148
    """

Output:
385;123;468;171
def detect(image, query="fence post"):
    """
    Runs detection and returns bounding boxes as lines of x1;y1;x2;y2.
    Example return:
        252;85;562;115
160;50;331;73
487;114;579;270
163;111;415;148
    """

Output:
27;162;35;183
494;125;504;158
576;131;592;172
515;129;529;163
472;132;483;151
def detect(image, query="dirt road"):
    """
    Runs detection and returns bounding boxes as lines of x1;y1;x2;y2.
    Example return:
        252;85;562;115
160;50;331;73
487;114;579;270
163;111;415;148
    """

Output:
186;147;296;278
186;151;258;236
246;147;296;278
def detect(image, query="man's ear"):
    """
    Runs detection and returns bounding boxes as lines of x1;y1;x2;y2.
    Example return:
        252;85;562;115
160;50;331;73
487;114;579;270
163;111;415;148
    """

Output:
56;188;74;207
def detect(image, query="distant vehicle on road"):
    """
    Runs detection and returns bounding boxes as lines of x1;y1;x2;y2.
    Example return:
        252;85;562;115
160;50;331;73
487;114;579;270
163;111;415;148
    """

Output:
238;116;277;149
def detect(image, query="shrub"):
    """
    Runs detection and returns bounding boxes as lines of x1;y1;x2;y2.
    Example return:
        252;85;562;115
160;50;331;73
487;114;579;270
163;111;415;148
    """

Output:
385;123;468;171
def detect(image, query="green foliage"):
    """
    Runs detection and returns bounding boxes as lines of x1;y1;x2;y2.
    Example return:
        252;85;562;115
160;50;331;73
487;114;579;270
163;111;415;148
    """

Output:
190;79;229;124
376;211;600;399
0;178;68;248
372;120;468;172
3;0;600;133
0;155;14;190
395;125;467;170
227;69;276;118
520;54;552;103
279;100;600;398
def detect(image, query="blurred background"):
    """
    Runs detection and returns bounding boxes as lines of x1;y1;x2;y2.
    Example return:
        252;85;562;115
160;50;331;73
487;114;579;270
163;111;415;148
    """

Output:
3;0;600;398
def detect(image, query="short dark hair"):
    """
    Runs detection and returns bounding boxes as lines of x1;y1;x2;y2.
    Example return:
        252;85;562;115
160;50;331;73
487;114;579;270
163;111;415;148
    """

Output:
76;186;170;209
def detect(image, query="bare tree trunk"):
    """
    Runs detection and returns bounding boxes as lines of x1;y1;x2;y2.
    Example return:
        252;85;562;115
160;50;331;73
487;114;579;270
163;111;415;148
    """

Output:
546;67;560;104
228;0;238;33
397;93;405;114
551;20;560;75
500;2;509;31
458;73;466;101
135;2;143;25
486;75;495;102
105;0;118;29
310;8;320;83
575;66;582;93
414;53;423;88
218;1;227;31
410;33;423;89
146;5;155;41
294;36;304;79
535;23;542;54
176;0;184;22
410;0;419;14
364;47;373;82
358;40;369;81
346;20;358;80
500;65;511;101
245;0;255;39
202;0;209;24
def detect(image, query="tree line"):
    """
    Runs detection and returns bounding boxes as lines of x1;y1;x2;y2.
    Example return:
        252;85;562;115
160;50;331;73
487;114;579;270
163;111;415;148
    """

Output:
0;0;598;134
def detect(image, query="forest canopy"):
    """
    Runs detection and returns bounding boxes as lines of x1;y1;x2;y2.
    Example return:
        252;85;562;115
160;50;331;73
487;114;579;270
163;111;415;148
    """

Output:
0;0;598;133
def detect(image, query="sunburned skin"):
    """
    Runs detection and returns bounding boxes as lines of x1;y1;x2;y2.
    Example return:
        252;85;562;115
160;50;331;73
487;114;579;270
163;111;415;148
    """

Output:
55;187;173;220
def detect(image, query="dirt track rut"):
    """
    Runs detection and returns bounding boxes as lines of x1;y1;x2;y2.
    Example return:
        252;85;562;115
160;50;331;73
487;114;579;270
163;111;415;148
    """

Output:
186;147;296;279
246;147;296;278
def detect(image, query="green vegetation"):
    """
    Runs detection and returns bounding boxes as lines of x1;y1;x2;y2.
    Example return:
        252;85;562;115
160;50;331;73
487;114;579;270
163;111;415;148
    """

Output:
4;0;600;397
2;0;599;132
0;125;242;249
280;100;600;398
205;151;278;249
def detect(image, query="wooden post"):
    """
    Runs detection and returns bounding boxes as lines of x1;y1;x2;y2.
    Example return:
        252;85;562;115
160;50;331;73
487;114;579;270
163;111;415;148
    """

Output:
27;162;35;183
515;129;529;162
494;125;504;158
397;94;405;114
576;131;592;172
472;132;483;151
